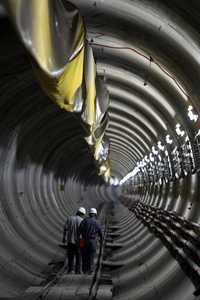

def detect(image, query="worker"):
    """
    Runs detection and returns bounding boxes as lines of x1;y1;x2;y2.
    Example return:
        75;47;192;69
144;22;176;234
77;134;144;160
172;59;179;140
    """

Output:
79;208;102;274
62;207;86;274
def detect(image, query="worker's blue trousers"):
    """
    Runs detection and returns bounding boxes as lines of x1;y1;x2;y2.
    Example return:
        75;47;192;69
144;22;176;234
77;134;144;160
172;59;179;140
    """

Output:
81;240;96;273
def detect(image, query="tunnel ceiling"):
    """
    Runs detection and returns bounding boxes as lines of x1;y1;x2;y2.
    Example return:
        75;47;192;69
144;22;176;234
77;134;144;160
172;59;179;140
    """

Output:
1;0;200;299
1;0;200;181
67;0;200;180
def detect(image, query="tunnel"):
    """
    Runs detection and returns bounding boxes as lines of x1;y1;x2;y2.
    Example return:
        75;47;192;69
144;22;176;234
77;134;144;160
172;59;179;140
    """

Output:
1;0;200;299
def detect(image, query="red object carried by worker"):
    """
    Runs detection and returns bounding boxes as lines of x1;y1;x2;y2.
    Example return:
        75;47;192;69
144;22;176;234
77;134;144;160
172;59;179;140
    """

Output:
79;238;85;248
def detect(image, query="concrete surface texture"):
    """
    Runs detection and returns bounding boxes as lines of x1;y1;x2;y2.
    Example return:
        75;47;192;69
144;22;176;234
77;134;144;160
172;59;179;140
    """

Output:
1;0;200;299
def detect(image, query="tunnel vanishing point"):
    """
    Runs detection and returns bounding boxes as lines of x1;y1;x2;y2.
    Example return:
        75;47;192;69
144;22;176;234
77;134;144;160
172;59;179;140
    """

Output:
1;0;200;299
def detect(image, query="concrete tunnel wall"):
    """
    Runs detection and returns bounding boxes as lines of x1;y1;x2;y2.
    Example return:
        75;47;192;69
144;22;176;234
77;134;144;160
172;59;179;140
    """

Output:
1;0;200;299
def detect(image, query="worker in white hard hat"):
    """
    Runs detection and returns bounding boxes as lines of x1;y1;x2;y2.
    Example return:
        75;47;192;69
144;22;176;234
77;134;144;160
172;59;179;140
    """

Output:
79;207;102;274
62;207;86;274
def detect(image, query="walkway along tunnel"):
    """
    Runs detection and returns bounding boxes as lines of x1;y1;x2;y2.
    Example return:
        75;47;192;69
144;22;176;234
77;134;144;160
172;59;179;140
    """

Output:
1;0;200;299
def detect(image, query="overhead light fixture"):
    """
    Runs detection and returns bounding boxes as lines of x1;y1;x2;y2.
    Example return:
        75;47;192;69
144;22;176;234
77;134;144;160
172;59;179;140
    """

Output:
188;106;198;122
149;153;154;162
175;123;185;137
158;141;165;151
166;134;173;144
120;167;139;185
152;146;158;155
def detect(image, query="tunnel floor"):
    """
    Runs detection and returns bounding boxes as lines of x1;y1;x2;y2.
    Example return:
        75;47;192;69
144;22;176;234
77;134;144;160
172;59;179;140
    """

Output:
2;200;199;300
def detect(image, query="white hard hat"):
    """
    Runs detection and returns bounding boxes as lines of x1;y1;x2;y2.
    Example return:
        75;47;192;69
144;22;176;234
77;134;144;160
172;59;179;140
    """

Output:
89;208;97;215
78;207;86;215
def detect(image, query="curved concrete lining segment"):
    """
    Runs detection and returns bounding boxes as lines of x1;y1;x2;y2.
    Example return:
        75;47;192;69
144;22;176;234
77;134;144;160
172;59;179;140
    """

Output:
1;1;200;299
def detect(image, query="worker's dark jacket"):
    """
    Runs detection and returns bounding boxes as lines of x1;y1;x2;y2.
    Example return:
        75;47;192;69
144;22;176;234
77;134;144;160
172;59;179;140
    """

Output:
79;217;102;248
63;215;83;245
